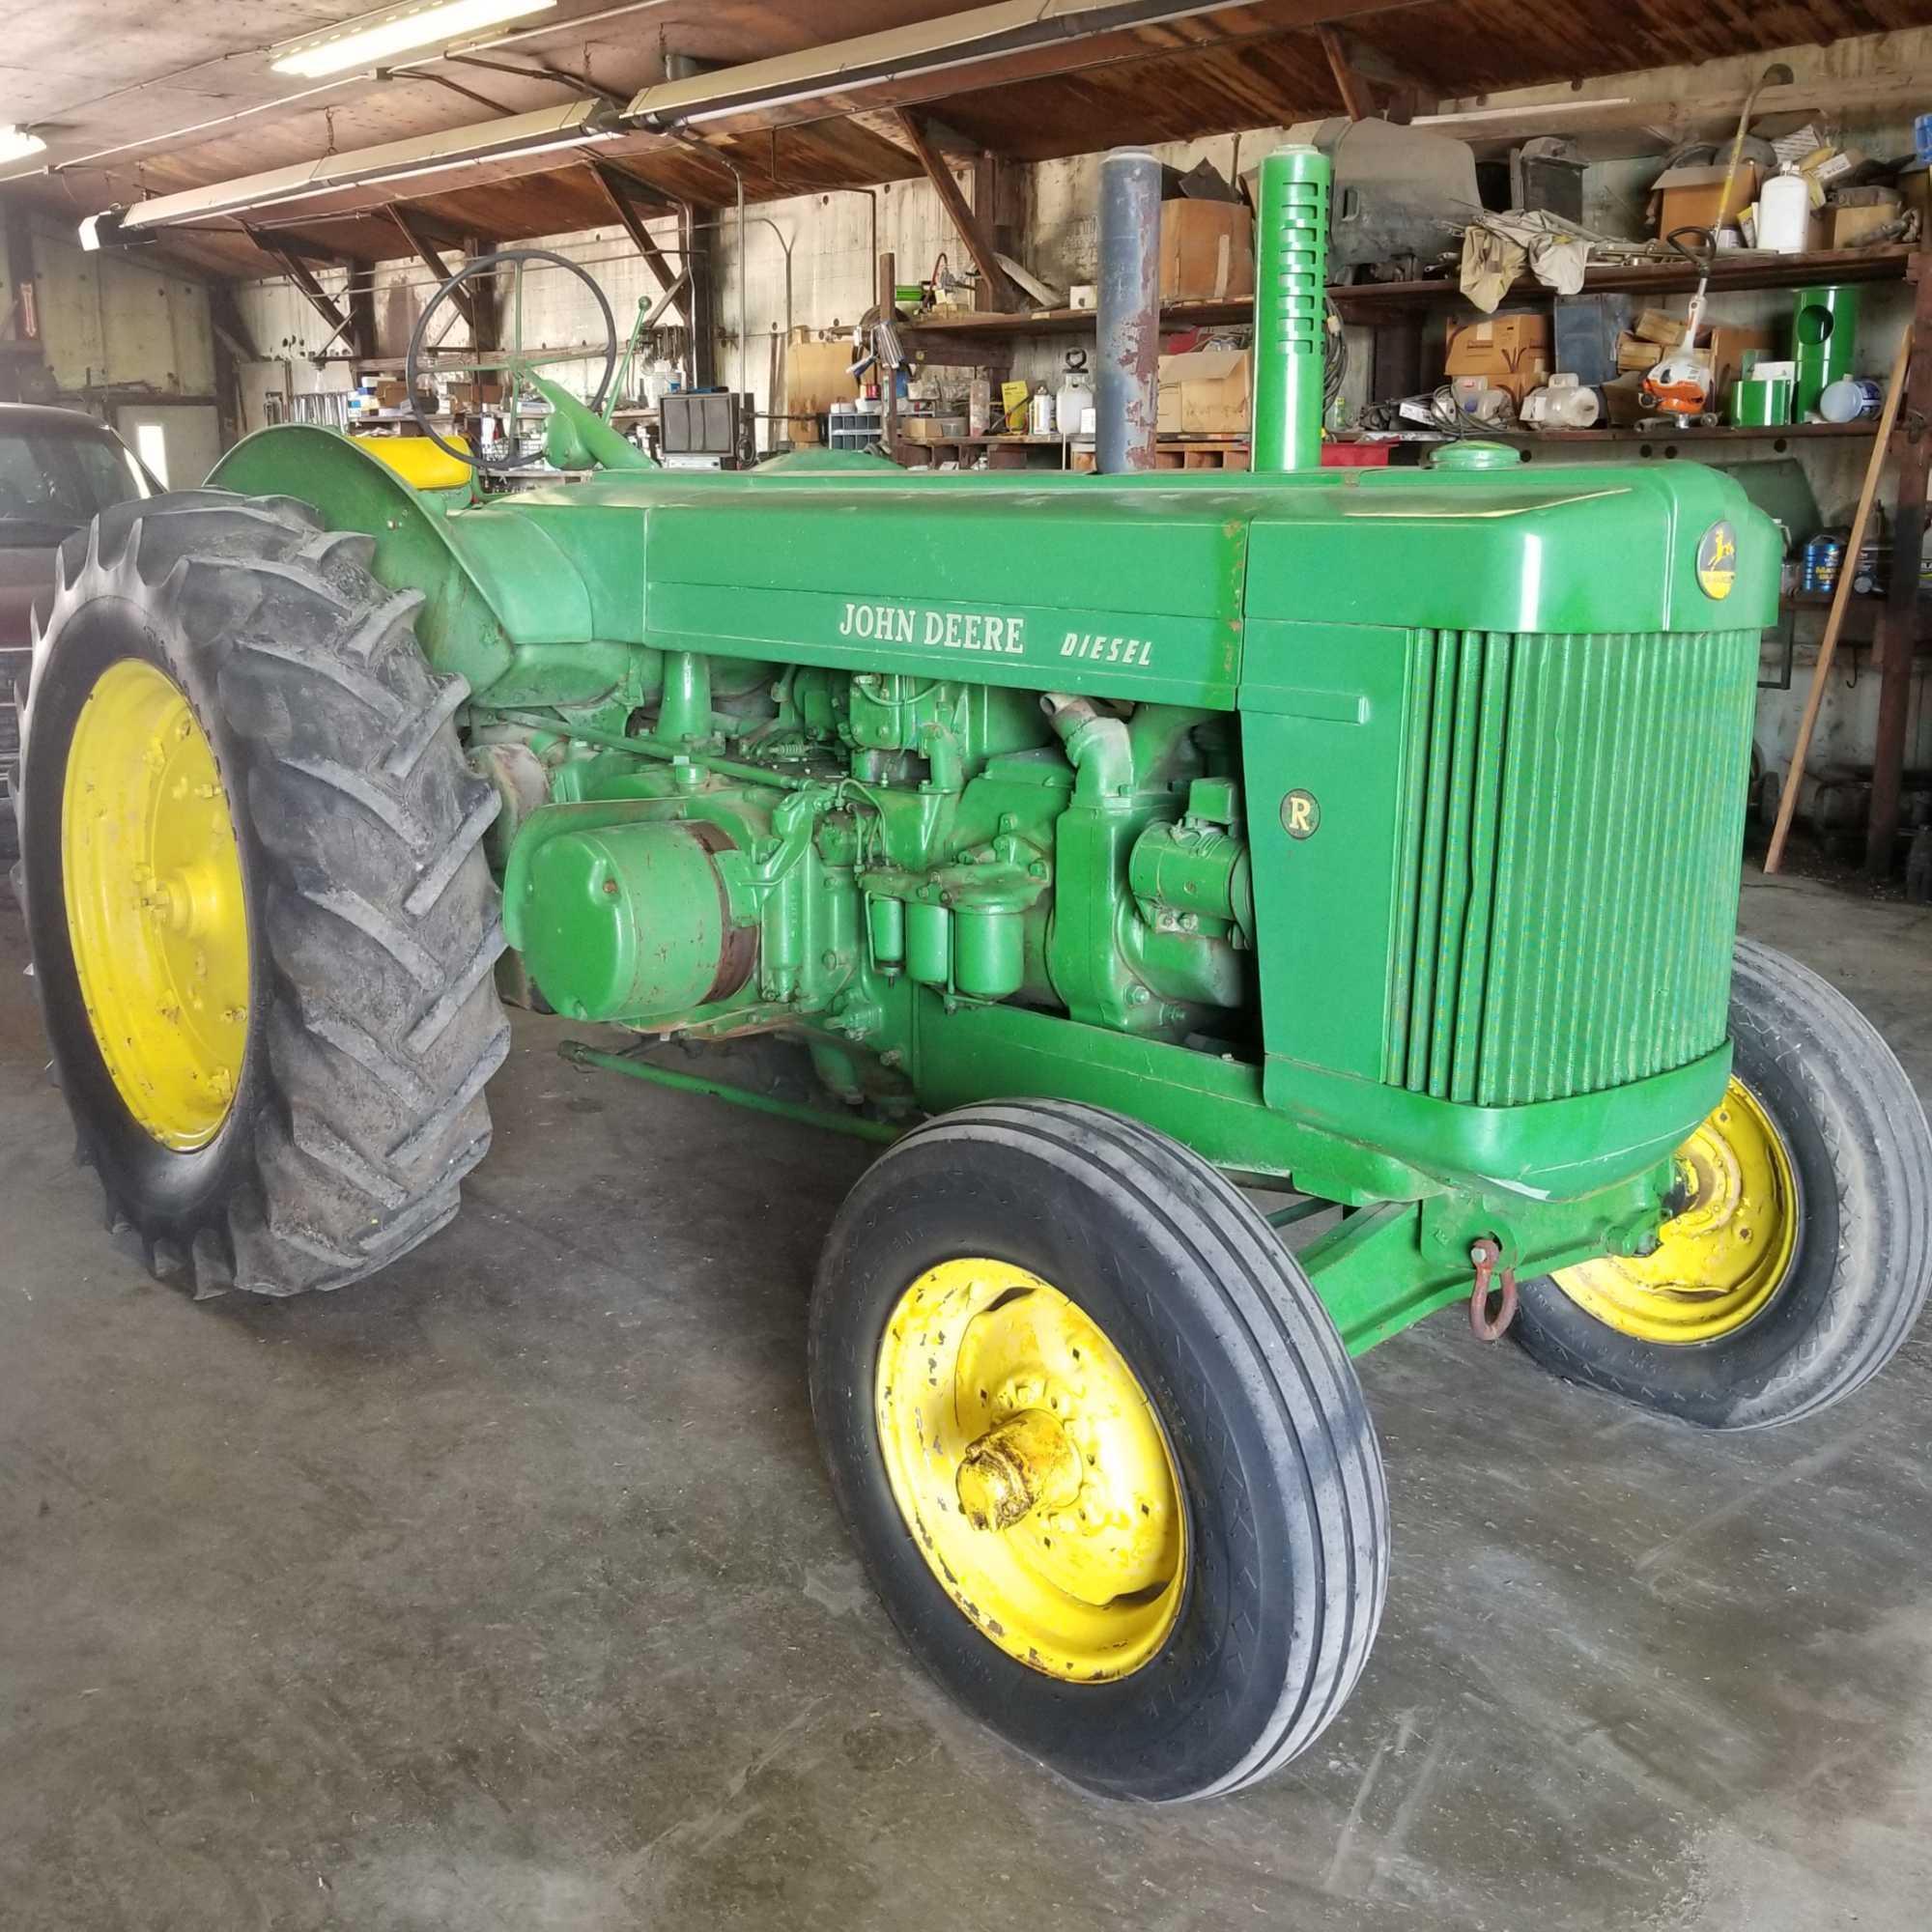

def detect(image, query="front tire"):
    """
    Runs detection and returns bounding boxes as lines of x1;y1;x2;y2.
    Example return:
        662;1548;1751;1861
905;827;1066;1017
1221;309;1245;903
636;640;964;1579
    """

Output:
809;1099;1389;1802
16;491;509;1295
1514;938;1932;1428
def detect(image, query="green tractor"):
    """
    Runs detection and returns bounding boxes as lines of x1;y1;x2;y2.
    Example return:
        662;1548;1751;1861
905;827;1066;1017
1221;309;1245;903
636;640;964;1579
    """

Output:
14;150;1930;1804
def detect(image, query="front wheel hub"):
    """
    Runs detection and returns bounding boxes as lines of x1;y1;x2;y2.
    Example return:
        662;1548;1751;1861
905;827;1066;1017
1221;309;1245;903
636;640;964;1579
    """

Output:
956;1407;1082;1530
875;1260;1187;1682
1554;1076;1798;1343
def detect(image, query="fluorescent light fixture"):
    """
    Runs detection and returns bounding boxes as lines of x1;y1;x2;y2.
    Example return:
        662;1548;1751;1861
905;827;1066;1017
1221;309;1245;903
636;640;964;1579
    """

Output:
270;0;556;78
93;99;614;240
0;125;46;165
624;0;1236;128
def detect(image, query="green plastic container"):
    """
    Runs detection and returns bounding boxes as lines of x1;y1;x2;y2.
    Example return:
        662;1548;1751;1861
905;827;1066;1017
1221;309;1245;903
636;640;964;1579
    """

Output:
1792;285;1859;419
1730;373;1792;426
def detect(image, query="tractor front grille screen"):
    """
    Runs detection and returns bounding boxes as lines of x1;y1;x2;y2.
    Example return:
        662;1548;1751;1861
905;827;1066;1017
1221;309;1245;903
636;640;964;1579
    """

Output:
1384;626;1758;1108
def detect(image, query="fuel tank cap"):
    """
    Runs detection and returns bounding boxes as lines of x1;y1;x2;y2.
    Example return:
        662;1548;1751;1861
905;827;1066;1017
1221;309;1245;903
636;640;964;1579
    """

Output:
1428;440;1523;470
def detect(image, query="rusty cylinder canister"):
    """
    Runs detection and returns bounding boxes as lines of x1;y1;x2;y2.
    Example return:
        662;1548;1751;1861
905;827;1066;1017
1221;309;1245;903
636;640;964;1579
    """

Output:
1251;146;1331;474
1095;148;1163;474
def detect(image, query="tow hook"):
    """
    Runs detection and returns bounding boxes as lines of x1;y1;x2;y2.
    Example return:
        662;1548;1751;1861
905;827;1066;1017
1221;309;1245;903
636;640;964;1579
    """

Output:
1468;1237;1518;1342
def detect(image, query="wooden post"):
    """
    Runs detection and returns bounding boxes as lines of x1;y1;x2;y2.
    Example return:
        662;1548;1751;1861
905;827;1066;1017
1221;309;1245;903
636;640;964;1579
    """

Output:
1765;324;1914;873
895;109;1015;310
684;206;717;390
1865;256;1932;873
878;249;898;462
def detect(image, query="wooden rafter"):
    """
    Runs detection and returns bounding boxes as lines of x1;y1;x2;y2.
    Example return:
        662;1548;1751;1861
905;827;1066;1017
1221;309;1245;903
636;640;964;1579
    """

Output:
247;225;355;353
893;108;1014;311
386;204;478;332
584;159;686;323
1317;24;1376;121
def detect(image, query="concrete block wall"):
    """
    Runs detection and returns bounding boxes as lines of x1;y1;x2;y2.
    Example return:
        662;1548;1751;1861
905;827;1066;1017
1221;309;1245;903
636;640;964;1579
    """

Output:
2;212;214;400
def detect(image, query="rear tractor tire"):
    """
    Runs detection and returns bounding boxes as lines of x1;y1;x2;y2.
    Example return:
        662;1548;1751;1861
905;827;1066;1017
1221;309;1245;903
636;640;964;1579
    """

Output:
14;491;509;1295
1514;937;1932;1428
809;1099;1389;1802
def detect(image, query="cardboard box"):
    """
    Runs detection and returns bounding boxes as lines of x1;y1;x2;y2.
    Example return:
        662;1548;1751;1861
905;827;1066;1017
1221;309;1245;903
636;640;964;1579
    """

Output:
1445;312;1552;405
446;379;504;408
1828;194;1900;248
1158;200;1255;303
1602;374;1648;426
1901;165;1932;233
1616;331;1662;373
374;378;409;409
1156;348;1251;434
1701;325;1775;406
784;338;862;418
1650;160;1763;237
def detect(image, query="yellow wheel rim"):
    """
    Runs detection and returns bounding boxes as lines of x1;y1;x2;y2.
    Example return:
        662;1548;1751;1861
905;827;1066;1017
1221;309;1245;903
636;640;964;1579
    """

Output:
1554;1076;1798;1344
875;1259;1187;1683
60;658;250;1151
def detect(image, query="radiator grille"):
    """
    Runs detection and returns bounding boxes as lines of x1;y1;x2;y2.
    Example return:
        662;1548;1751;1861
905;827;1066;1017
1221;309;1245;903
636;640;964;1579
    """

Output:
1384;627;1757;1107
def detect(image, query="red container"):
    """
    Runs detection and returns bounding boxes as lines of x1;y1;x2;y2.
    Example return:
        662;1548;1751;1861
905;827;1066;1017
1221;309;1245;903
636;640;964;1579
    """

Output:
1319;440;1393;468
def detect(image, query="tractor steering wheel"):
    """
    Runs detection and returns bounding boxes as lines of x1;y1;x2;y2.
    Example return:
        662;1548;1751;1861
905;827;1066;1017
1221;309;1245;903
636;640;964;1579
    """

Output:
405;247;619;471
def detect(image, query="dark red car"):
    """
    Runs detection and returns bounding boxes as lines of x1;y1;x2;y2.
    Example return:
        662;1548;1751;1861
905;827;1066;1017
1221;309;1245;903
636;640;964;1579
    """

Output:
0;405;157;856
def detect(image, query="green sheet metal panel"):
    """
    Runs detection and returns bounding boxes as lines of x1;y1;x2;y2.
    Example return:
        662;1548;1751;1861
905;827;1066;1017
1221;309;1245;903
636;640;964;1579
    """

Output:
1241;459;1779;637
1387;626;1759;1107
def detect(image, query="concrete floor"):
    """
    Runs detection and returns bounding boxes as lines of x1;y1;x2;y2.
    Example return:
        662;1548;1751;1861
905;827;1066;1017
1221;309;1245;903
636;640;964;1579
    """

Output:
2;870;1929;1932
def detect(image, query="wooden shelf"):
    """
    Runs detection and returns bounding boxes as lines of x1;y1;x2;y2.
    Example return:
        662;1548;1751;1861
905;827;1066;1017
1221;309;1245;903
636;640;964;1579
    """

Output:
899;249;1921;342
1475;421;1886;443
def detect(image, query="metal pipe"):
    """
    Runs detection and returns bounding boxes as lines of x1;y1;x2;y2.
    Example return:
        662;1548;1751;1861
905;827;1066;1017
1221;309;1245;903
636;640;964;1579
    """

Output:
1251;145;1330;474
561;1042;900;1145
495;708;816;790
1095;146;1160;475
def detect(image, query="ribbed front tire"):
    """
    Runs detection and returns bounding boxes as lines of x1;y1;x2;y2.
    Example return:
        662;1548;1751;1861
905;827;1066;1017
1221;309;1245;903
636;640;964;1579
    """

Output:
1515;938;1932;1428
810;1099;1389;1802
15;490;508;1296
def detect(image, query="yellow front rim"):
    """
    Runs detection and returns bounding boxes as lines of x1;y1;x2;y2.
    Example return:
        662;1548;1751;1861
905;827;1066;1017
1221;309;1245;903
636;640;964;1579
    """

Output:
875;1260;1187;1682
60;658;250;1151
1554;1076;1798;1344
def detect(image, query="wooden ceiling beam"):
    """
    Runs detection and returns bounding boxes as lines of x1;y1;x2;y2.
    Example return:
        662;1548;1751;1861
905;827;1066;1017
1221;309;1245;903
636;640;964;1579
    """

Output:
894;108;1015;311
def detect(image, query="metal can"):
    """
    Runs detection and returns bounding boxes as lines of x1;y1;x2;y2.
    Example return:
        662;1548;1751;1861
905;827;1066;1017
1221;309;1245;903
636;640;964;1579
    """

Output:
1802;531;1845;594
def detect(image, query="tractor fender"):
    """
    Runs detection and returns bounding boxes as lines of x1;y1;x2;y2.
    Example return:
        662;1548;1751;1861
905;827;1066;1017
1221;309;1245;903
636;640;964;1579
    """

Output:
208;425;595;694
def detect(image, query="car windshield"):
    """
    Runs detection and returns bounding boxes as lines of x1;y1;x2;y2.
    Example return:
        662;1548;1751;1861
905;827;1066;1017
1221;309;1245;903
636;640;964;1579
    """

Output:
0;424;146;543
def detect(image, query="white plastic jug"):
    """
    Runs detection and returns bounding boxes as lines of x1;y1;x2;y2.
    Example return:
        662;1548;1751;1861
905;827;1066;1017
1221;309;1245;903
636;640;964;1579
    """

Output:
1758;170;1810;254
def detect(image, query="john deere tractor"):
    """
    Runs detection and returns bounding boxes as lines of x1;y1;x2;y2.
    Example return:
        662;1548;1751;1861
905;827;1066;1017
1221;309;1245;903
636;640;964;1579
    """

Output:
14;151;1930;1803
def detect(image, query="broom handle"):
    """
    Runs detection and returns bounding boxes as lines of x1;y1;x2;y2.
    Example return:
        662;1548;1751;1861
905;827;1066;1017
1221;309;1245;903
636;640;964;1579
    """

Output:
1763;325;1915;874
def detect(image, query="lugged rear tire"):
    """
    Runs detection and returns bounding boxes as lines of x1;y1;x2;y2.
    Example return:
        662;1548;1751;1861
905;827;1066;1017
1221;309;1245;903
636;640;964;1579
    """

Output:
809;1099;1389;1802
15;490;509;1296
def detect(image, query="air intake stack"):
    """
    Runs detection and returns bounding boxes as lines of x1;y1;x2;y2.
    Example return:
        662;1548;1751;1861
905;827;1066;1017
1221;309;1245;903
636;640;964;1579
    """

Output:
1251;145;1331;473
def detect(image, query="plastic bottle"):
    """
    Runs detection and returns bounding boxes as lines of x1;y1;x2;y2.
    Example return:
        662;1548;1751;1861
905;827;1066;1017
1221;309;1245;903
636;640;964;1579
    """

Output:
1758;169;1810;254
1055;352;1093;436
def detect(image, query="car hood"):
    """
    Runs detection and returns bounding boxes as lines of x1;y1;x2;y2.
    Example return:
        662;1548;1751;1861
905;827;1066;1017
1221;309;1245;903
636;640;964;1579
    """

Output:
0;540;59;650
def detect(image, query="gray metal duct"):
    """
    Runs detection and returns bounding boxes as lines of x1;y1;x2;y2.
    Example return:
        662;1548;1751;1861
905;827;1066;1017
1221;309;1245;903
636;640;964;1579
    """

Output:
1095;147;1162;475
